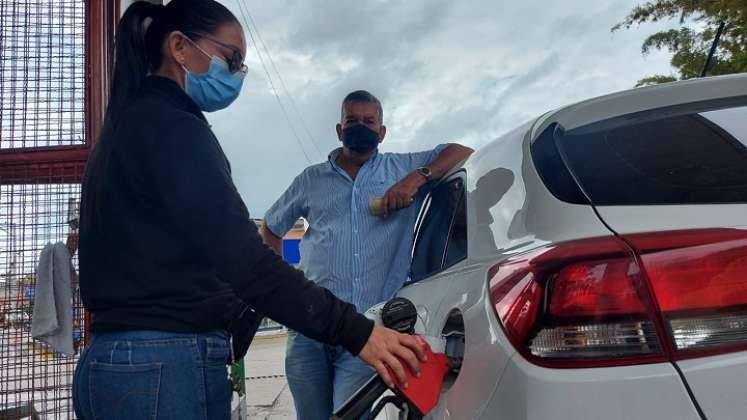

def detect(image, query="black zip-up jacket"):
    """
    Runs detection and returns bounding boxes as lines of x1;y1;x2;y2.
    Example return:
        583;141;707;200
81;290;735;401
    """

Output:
79;76;373;355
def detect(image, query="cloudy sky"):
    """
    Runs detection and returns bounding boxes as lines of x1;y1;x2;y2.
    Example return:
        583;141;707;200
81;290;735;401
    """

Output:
206;0;676;216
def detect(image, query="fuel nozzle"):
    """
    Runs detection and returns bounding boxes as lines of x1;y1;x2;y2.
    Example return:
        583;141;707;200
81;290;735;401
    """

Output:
331;298;451;420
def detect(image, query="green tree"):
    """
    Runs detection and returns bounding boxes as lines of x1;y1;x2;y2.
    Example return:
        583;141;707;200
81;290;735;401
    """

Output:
613;1;747;86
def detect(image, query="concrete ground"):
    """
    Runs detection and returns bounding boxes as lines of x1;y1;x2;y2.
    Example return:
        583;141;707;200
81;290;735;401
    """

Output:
243;335;296;419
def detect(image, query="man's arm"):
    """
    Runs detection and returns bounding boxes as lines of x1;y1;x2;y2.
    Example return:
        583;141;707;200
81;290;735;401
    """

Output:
260;221;283;256
424;143;474;180
383;143;474;214
262;172;307;255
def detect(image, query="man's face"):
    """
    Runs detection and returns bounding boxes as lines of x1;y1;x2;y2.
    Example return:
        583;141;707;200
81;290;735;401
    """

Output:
336;101;386;142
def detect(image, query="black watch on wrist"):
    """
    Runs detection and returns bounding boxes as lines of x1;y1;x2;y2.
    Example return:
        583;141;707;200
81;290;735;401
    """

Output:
416;166;432;181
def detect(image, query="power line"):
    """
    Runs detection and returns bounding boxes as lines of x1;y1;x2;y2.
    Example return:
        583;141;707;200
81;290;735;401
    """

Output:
241;5;324;158
235;1;314;165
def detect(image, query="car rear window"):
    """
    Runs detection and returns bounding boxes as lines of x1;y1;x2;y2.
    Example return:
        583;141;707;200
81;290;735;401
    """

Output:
555;100;747;205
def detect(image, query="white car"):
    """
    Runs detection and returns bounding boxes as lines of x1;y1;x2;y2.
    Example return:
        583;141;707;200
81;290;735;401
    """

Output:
397;73;747;419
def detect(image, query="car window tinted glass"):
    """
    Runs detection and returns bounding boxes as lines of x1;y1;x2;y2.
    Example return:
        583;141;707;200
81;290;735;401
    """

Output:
411;178;467;281
558;103;747;205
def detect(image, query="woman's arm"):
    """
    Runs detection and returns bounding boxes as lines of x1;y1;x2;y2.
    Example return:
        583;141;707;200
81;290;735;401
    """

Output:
149;117;424;385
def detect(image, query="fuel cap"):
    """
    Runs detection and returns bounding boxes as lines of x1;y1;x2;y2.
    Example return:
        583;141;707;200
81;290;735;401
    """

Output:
381;297;418;334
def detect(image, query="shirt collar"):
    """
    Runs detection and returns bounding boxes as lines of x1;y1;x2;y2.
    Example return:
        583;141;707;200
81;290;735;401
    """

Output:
327;147;380;168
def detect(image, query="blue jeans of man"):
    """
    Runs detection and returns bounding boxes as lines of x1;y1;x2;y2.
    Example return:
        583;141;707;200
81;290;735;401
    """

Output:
285;331;375;419
73;330;232;420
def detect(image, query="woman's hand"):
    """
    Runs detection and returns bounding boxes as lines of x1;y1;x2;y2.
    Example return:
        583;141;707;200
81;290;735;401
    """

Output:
357;325;428;388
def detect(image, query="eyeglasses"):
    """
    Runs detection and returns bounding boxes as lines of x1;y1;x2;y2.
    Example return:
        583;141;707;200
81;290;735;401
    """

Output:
184;33;248;75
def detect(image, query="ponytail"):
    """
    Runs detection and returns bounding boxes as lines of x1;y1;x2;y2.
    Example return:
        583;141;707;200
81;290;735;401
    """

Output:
81;0;239;234
105;2;162;127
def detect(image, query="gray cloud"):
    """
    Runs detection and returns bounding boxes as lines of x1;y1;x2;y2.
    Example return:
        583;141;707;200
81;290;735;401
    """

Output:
207;0;675;216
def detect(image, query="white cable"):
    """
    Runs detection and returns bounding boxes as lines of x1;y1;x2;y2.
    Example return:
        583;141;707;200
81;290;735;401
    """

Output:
241;4;325;158
236;1;314;165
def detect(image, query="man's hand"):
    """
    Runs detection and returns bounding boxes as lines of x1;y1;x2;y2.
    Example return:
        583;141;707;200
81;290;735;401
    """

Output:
382;172;426;216
358;325;428;389
259;221;283;256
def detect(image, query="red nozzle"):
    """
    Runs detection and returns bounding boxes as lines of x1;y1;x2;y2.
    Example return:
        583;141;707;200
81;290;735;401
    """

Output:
393;336;450;416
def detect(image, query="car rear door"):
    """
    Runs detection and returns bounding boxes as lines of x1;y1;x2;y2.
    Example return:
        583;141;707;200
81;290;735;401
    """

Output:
551;99;747;420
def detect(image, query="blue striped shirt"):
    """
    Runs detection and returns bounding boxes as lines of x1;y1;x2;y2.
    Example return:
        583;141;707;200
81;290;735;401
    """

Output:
265;145;446;312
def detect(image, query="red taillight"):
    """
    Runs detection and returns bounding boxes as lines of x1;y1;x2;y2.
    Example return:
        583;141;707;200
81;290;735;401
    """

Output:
630;231;747;356
643;241;747;313
489;229;747;367
493;272;542;347
549;258;648;317
490;236;664;367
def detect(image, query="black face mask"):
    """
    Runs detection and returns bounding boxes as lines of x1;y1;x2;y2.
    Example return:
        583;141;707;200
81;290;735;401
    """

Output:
341;124;380;153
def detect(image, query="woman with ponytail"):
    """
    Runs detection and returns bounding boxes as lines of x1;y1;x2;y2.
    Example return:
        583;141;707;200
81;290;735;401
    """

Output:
73;1;425;418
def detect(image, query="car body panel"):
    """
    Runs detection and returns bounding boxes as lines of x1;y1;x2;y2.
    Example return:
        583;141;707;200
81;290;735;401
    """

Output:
532;73;747;138
464;121;613;264
483;355;701;420
594;205;747;235
399;120;654;419
398;264;509;419
395;74;747;419
676;351;747;420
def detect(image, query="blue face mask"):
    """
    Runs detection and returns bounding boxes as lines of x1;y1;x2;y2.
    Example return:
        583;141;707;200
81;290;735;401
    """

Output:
183;46;245;112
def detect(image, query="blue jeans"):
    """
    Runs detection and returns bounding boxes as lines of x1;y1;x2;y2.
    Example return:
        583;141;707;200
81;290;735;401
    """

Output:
73;330;232;420
285;332;375;420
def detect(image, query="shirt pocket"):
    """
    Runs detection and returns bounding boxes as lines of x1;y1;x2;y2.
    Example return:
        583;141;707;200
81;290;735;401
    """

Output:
362;178;391;199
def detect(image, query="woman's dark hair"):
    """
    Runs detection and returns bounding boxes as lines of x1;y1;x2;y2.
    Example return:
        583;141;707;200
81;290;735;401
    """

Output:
80;0;239;233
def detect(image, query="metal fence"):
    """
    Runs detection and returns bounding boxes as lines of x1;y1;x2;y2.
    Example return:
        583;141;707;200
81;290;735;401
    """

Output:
0;170;85;419
0;0;111;418
0;0;86;150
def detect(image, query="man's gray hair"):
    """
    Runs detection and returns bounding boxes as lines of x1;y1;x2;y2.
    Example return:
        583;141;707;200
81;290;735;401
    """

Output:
341;90;383;123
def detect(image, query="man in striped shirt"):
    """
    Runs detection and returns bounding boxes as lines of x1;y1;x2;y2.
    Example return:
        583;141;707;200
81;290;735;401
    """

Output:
260;90;473;419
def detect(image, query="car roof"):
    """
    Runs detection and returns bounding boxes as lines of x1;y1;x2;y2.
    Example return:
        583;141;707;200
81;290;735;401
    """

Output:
531;72;747;140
